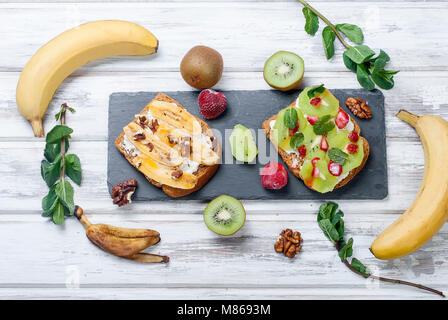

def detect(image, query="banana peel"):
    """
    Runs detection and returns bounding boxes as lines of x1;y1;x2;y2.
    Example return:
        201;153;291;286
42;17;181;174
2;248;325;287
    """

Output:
75;206;169;263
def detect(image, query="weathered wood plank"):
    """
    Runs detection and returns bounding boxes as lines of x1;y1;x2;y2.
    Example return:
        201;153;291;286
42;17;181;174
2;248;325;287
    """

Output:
0;2;447;72
1;71;447;139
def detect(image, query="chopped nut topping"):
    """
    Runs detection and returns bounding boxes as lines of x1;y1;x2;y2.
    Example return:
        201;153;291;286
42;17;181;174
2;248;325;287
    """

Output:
111;179;138;207
147;142;154;152
179;137;191;157
133;132;145;141
148;119;159;133
274;228;303;259
345;97;372;119
167;135;177;144
171;170;183;180
137;115;148;128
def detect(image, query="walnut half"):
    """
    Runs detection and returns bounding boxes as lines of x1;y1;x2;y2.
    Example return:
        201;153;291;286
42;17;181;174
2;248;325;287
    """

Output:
274;229;303;259
345;97;372;119
111;179;138;207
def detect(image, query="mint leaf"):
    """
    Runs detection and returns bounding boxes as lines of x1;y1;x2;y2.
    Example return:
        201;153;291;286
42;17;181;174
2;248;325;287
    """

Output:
307;84;325;99
41;154;62;187
336;24;364;44
331;210;344;225
313;115;335;135
302;7;319;36
344;45;375;64
335;218;344;239
351;258;370;275
356;63;375;90
284;108;298;129
42;184;58;214
343;52;357;72
52;200;65;225
44;138;69;163
369;49;390;63
317;201;339;222
55;180;75;215
338;238;354;260
328;148;348;165
65;154;82;186
46;125;73;144
290;132;304;149
318;219;341;243
372;71;395;90
322;26;336;59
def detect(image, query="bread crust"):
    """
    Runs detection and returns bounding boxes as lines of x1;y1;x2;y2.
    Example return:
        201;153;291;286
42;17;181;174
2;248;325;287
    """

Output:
114;93;221;198
262;100;370;192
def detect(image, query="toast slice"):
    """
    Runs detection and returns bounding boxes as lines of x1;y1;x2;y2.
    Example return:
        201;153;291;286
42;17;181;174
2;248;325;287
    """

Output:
262;94;369;193
115;93;221;198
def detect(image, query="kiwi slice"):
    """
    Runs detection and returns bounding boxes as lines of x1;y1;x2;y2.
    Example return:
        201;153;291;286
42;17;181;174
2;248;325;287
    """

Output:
229;124;258;162
263;51;304;91
203;195;246;236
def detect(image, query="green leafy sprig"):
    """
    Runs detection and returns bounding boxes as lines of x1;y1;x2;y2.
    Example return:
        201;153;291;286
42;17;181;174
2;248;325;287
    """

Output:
298;0;399;90
317;202;445;297
41;104;82;225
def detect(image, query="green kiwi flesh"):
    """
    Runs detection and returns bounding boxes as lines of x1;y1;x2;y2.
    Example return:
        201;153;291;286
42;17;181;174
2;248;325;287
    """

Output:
203;195;246;236
263;51;304;91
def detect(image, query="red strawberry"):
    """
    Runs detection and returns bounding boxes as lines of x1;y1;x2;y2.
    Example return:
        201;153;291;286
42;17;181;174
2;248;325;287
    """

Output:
320;135;329;151
298;145;307;158
347;144;358;154
289;122;299;136
335;108;349;129
261;162;288;190
310;97;322;107
311;157;320;166
348;132;359;142
307;116;319;125
328;161;342;176
198;89;227;119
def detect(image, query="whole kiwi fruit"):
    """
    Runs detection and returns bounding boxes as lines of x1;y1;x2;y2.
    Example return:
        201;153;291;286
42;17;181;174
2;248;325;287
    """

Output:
180;46;223;89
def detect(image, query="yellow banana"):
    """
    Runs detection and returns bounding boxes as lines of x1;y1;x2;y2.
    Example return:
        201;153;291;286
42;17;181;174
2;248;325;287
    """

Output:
370;110;448;260
16;20;158;137
75;206;169;263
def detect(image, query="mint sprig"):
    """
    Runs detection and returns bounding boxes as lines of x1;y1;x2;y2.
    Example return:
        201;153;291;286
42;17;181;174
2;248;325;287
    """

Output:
317;202;445;297
41;104;82;225
298;0;399;90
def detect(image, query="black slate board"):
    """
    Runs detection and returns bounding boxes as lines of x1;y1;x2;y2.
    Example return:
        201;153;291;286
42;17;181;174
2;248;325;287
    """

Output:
108;89;387;200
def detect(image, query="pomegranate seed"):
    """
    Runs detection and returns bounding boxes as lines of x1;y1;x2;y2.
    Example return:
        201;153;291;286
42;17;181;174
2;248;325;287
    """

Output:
307;116;319;125
320;135;329;151
310;97;322;107
335;108;349;129
312;166;320;178
298;145;307;158
311;157;320;166
348;132;359;142
328;161;342;176
289;122;299;136
347;144;358;154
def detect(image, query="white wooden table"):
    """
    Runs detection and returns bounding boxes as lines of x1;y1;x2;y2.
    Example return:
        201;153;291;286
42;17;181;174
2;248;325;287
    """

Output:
1;0;447;300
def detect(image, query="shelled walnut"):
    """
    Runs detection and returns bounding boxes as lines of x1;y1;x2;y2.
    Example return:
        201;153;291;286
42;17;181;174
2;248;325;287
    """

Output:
345;97;372;119
274;229;303;258
111;179;138;207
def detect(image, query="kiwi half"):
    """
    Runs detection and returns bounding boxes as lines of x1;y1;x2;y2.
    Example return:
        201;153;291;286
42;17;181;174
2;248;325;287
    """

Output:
203;195;246;236
263;51;304;91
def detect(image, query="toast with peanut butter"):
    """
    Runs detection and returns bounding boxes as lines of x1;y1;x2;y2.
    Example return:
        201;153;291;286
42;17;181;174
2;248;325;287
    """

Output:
262;85;369;193
115;93;221;198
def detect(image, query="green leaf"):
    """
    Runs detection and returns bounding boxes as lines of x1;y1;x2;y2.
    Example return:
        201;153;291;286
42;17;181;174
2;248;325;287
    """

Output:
322;26;336;59
284;108;298;129
313;115;335;135
290;132;305;149
307;84;325;99
336;24;364;44
335;218;345;239
65;154;82;186
328;148;348;165
317;202;339;222
344;45;375;64
46;125;73;144
55;180;75;215
331;210;344;225
40;154;62;187
338;238;354;260
52;200;65;225
351;258;370;275
356;63;375;90
369;49;390;63
371;71;395;90
318;219;341;243
343;52;357;72
42;185;58;213
44;138;69;163
302;7;319;36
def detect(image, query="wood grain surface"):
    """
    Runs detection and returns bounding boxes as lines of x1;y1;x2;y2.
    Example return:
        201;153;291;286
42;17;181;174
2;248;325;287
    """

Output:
0;1;447;300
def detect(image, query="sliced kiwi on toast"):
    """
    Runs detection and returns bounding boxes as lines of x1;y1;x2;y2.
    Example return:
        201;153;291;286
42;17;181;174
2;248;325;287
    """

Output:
263;51;304;91
203;195;246;236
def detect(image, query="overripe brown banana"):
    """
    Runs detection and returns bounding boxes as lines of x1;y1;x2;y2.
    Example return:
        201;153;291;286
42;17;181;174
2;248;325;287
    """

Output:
75;206;169;263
